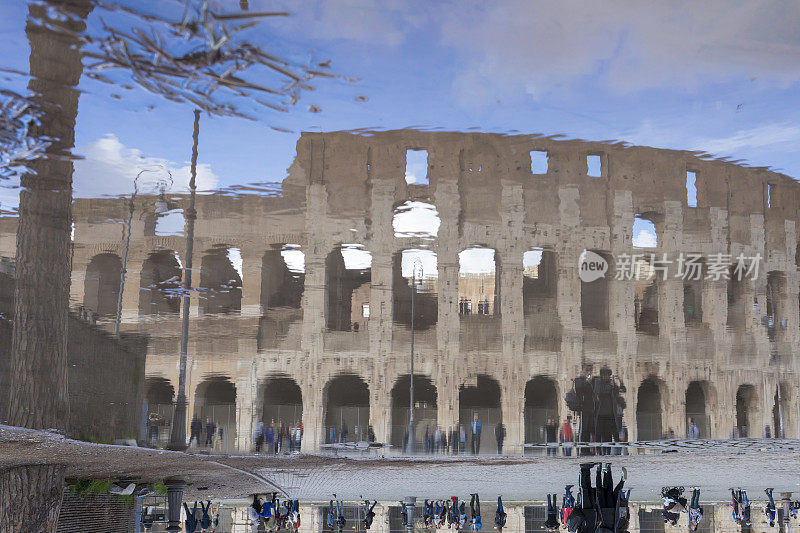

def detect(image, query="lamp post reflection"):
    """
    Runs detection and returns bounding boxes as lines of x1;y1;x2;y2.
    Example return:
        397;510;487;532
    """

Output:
406;260;423;454
168;109;200;451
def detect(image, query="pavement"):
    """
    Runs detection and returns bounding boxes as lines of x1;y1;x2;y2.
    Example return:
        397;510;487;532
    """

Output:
3;425;800;503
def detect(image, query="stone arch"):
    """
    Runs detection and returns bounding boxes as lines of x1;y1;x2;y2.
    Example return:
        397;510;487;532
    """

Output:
324;245;371;332
735;383;758;438
139;250;181;315
392;249;438;330
390;374;438;449
199;247;242;314
685;381;709;438
258;245;304;351
145;377;174;445
193;376;236;449
83;253;121;317
459;375;502;454
260;375;303;430
523;249;561;351
323;373;370;443
636;377;663;440
771;382;790;438
524;376;559;445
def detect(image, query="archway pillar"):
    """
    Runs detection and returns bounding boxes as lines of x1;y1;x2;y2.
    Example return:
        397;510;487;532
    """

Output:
501;378;523;453
240;248;264;317
370;387;391;445
300;379;324;453
235;375;257;452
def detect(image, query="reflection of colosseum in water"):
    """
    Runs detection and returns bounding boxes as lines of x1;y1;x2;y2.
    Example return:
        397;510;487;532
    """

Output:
60;130;800;452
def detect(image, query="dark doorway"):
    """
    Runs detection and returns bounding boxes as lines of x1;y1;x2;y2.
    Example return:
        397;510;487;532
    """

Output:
390;375;437;450
685;381;708;438
325;374;370;443
524;376;558;445
199;248;242;314
636;378;662;440
139;251;181;315
83;253;121;317
459;375;501;454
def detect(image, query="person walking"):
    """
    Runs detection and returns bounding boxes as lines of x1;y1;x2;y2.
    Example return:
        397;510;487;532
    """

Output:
470;493;482;531
688;487;703;531
204;418;216;448
687;418;699;439
561;485;575;528
363;500;377;530
183;501;199;533
189;416;203;447
460;425;467;453
435;426;442;454
471;413;483;455
495;420;506;455
495;496;506;531
765;487;777;527
560;415;574;457
544;494;559;531
400;500;409;527
199;500;212;530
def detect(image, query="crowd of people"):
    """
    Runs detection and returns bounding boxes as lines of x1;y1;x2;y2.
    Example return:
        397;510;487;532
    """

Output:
566;367;627;454
188;417;224;450
247;492;301;531
252;419;303;453
421;413;505;455
421;494;496;530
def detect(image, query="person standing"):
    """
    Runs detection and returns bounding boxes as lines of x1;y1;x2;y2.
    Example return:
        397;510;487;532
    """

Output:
460;425;467;453
471;413;483;455
575;368;595;445
340;422;349;444
204;418;216;448
560;415;574;457
593;368;621;454
329;424;337;444
544;494;559;531
254;420;264;452
189;416;203;447
545;418;558;456
470;493;482;531
495;420;506;455
764;488;777;527
494;496;506;531
687;418;699;439
435;426;442;454
265;423;275;454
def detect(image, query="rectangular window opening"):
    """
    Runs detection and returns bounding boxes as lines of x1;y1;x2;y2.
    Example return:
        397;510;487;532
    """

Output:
686;171;698;208
361;303;370;318
530;150;548;174
767;183;775;208
586;155;602;178
405;149;429;185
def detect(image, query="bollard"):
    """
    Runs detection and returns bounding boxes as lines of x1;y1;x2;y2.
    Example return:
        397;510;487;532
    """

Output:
165;477;187;532
404;496;417;531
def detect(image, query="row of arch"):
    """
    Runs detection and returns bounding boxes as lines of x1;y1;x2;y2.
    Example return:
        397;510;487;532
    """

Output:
146;373;787;450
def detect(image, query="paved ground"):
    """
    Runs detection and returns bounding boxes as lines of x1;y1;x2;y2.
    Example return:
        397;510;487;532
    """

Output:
4;425;800;503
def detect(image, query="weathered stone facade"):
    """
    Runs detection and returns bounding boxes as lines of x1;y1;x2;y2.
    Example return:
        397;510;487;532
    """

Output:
22;130;800;453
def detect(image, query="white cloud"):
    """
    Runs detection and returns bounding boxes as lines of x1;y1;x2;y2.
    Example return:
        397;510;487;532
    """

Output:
72;134;218;197
633;218;658;249
691;123;800;155
439;1;800;104
401;249;437;279
340;244;372;270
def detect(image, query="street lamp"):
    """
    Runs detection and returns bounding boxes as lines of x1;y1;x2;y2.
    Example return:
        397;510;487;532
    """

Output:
406;259;423;454
168;109;200;451
114;168;172;336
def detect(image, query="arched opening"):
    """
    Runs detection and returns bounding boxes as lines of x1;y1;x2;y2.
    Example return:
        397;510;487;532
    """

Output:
771;383;789;439
392;249;438;329
193;376;236;450
324;374;370;443
766;271;787;342
634;256;659;335
459;375;501;454
632;215;658;249
685;381;708;438
735;384;757;438
199;247;242;314
261;376;303;430
390;375;437;449
459;247;501;351
325;245;371;332
636;378;662;440
523;249;561;351
581;250;612;330
258;246;305;350
145;377;174;446
139;251;181;315
524;376;558;446
83;253;122;317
